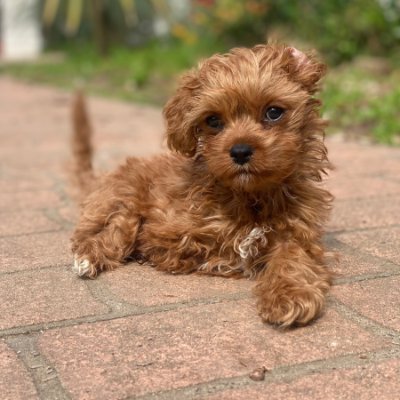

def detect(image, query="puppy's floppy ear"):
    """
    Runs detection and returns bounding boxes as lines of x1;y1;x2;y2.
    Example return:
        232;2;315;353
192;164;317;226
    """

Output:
163;69;201;157
283;47;326;93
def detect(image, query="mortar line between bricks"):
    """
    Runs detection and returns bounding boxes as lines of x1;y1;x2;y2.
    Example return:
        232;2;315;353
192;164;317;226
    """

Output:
6;334;72;400
0;208;74;230
49;170;73;199
327;223;400;236
381;176;400;185
0;264;69;277
128;346;400;400
0;228;66;240
0;207;58;214
333;270;400;286
0;188;59;194
83;274;252;313
330;297;400;341
327;171;400;181
43;207;75;230
83;277;140;313
0;226;71;239
0;292;250;338
334;193;400;203
325;234;400;268
341;250;400;270
0;206;64;216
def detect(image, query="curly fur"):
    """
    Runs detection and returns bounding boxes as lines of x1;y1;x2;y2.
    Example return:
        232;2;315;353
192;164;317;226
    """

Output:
71;44;334;327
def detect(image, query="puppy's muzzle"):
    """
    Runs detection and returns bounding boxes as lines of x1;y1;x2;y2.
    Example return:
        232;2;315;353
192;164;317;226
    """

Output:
230;143;253;165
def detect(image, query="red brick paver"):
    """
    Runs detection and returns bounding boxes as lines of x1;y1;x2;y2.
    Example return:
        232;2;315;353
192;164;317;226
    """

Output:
0;231;71;272
204;359;400;400
100;264;252;307
1;77;399;399
333;276;400;331
336;227;400;264
0;340;38;400
37;305;388;400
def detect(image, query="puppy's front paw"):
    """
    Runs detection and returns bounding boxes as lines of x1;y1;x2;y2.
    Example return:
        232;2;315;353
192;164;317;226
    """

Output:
257;286;326;327
72;256;96;278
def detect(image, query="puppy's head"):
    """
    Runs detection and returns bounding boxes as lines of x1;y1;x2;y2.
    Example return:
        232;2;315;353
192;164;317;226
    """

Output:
163;44;327;191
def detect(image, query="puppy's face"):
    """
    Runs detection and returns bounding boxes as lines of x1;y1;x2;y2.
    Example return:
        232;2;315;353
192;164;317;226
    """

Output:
164;45;326;192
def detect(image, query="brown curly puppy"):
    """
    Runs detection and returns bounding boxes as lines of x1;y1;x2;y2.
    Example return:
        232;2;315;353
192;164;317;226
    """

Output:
71;44;334;327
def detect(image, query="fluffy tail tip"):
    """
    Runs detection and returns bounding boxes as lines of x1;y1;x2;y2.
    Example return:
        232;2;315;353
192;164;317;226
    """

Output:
70;90;95;199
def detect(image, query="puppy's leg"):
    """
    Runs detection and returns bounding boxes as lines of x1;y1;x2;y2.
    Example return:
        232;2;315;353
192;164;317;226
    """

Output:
254;241;332;327
71;204;140;278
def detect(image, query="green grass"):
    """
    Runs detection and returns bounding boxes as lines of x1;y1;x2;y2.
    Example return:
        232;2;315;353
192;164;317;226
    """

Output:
1;42;399;144
321;59;400;144
0;40;223;105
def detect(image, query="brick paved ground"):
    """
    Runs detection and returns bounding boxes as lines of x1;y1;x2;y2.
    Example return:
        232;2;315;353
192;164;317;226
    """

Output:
0;76;399;400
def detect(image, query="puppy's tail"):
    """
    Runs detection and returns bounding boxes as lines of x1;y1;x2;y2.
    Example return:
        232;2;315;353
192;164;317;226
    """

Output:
70;90;96;199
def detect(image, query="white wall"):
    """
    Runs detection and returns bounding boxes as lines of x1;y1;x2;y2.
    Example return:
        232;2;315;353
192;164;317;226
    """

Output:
1;0;43;60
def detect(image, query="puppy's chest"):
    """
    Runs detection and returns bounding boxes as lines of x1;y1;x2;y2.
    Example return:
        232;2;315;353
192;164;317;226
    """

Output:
141;192;273;275
195;218;272;277
188;197;270;256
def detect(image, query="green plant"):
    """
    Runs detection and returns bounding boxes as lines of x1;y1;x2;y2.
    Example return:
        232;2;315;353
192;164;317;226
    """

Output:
0;39;222;104
41;0;171;55
190;0;400;65
362;87;400;144
321;62;400;144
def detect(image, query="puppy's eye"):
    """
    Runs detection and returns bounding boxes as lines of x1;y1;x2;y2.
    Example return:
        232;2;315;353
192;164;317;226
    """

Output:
264;107;285;122
205;115;224;130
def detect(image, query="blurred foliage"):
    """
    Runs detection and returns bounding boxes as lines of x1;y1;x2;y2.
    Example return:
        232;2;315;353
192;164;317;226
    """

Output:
188;0;400;64
39;0;400;64
40;0;170;53
42;0;137;35
0;39;221;104
322;59;400;144
2;0;400;144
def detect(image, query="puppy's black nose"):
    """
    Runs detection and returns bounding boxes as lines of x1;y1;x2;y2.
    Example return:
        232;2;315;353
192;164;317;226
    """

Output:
230;143;253;165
